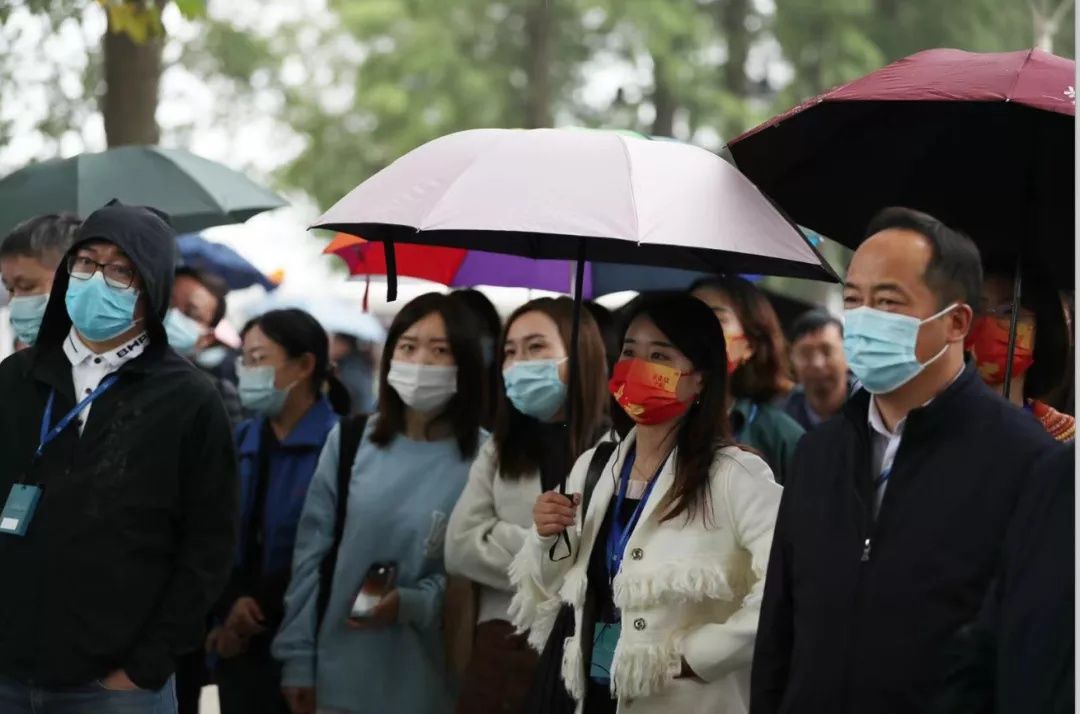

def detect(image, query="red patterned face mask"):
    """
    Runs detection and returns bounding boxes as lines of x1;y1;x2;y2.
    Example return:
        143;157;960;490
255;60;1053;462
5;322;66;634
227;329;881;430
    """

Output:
965;316;1035;385
608;358;690;425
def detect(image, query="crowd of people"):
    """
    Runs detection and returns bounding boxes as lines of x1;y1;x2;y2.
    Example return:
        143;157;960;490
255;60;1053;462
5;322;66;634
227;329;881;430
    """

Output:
0;200;1072;714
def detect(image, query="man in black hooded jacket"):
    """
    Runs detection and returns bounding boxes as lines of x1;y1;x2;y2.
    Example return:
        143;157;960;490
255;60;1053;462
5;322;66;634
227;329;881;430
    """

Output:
0;201;238;713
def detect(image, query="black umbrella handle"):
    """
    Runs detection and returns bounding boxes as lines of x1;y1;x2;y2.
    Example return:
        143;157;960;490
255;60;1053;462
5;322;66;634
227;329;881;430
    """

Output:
385;238;398;302
549;239;587;562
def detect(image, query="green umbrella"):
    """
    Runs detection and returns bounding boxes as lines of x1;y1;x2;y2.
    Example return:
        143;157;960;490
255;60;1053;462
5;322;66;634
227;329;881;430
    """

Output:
0;145;287;235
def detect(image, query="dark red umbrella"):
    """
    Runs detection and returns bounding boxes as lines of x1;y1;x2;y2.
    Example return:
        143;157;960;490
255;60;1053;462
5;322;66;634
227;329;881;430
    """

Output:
730;48;1075;288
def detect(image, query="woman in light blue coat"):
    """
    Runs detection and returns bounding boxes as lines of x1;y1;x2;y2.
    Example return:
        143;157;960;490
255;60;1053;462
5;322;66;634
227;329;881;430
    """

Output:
272;293;486;714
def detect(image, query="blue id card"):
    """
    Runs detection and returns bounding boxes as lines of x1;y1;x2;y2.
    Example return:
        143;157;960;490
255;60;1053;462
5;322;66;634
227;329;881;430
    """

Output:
0;484;42;537
590;622;621;683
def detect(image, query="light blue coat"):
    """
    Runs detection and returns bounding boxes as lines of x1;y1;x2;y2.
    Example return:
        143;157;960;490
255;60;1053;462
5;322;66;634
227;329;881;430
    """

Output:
272;421;477;713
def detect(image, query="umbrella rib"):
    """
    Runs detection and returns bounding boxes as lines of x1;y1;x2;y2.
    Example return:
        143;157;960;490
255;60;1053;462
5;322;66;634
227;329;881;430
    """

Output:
1005;48;1037;103
615;135;642;243
148;147;224;215
416;131;517;247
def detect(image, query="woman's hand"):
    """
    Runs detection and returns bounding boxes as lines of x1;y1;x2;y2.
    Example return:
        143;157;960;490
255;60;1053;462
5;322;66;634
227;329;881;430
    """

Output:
677;657;700;680
225;596;266;638
206;625;249;659
347;589;401;629
533;491;581;538
282;686;316;714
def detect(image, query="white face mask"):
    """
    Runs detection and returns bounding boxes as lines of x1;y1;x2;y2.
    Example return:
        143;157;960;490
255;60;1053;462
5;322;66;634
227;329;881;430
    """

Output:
387;360;458;412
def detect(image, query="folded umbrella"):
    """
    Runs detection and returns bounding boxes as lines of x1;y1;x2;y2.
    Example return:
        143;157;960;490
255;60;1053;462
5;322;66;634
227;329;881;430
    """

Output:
0;146;288;236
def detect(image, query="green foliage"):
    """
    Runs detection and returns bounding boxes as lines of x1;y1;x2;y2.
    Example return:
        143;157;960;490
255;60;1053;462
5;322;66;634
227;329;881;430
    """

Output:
277;0;592;207
3;0;1073;205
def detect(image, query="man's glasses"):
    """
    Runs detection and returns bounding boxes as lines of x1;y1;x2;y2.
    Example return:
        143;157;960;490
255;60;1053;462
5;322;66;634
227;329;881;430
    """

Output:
67;255;137;290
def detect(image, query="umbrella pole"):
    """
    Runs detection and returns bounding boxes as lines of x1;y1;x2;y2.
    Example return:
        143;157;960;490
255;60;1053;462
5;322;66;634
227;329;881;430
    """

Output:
385;238;398;302
548;239;587;563
1002;257;1023;400
562;239;588;493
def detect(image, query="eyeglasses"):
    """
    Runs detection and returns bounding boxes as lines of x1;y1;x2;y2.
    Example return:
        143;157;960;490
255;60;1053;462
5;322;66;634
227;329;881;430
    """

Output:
982;302;1036;326
67;255;137;290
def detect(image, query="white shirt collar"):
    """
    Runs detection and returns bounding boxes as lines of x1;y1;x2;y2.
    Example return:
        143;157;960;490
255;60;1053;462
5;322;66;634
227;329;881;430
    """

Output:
63;328;149;370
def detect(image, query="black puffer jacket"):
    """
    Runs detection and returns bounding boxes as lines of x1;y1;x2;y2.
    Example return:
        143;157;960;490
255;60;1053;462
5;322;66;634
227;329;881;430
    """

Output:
0;202;239;690
750;364;1060;714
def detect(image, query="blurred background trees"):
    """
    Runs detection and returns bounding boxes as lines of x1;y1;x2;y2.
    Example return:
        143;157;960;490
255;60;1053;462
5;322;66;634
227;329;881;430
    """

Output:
0;0;1073;210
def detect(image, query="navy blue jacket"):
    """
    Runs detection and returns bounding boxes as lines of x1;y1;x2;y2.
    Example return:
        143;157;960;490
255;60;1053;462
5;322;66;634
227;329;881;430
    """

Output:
220;398;338;628
750;364;1061;714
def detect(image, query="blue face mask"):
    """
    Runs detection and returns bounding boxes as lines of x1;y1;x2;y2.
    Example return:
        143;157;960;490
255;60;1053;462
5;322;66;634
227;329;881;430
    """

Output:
195;345;229;369
237;364;294;416
503;358;567;421
843;304;956;395
164;308;206;356
65;272;140;342
9;293;49;345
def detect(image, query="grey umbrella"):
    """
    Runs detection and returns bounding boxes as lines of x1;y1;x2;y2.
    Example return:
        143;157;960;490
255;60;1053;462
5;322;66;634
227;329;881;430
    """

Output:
0;145;287;235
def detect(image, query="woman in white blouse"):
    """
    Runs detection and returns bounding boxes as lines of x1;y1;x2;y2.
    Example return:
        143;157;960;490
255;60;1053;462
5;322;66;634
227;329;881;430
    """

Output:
511;293;782;714
445;297;610;714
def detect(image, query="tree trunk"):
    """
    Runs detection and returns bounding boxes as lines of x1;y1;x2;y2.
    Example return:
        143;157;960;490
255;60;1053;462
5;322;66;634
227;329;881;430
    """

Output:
102;5;164;146
524;0;553;128
1031;0;1074;52
719;0;751;96
651;57;676;137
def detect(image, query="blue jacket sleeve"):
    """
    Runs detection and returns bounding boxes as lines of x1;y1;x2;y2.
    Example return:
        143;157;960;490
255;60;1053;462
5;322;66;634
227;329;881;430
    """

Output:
271;424;341;688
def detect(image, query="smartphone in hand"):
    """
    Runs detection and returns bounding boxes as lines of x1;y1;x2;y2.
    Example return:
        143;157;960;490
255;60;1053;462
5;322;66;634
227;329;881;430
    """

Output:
349;561;397;622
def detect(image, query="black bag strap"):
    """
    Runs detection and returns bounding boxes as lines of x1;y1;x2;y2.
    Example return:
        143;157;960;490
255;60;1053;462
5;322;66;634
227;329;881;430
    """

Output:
315;413;369;629
547;439;618;562
581;440;617;529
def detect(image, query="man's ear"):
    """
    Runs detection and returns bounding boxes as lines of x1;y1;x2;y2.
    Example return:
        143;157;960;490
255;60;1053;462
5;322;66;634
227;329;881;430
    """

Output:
948;304;975;343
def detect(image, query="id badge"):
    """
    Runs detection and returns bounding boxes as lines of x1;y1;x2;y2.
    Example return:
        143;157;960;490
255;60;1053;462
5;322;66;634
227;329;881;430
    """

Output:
589;622;621;683
0;484;42;537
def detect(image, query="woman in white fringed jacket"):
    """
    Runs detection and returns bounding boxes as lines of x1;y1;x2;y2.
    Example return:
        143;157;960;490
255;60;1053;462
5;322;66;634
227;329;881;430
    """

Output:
510;293;782;714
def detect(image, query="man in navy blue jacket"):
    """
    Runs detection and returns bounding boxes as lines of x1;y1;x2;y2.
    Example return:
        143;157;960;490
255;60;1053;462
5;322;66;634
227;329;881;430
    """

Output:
750;207;1060;714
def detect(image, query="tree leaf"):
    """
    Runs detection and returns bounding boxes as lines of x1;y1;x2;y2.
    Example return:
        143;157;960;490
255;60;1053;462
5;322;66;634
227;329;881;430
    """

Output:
174;0;207;20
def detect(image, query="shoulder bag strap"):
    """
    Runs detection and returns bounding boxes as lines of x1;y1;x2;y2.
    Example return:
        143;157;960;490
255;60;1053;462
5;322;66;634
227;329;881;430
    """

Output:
315;413;369;630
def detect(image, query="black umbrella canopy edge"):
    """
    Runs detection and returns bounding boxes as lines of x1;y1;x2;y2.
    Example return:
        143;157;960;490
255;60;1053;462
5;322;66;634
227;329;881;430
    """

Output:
311;223;841;284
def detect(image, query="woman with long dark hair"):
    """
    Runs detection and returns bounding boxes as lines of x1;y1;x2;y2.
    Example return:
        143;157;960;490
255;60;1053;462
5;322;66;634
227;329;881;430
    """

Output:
272;293;484;714
511;293;781;714
210;308;351;714
691;276;805;483
969;265;1075;442
451;288;503;430
445;297;610;714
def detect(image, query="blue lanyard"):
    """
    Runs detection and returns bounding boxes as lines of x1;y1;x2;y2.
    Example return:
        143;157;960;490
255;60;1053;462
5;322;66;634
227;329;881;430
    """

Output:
874;467;892;489
606;447;666;584
36;376;119;458
735;403;759;442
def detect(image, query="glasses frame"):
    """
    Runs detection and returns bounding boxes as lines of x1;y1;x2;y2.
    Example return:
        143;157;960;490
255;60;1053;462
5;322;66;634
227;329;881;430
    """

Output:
67;254;137;290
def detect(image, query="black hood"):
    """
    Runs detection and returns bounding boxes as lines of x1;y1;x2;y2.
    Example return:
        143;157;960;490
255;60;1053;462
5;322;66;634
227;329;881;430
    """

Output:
36;200;177;351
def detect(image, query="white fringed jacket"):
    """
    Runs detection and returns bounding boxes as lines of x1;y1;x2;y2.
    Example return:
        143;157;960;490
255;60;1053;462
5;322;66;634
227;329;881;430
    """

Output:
509;430;782;714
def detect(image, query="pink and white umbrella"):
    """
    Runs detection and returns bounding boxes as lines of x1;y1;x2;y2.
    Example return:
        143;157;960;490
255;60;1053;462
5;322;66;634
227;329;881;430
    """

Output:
312;128;837;498
312;128;837;302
